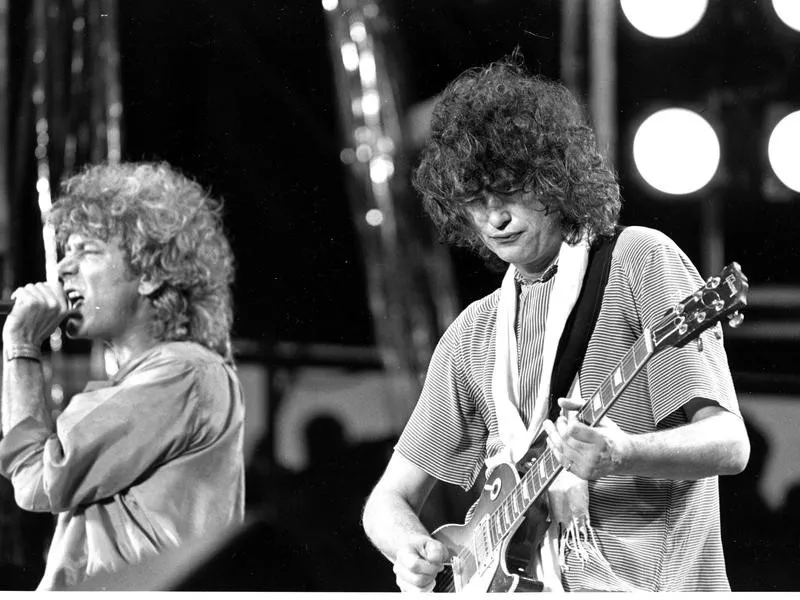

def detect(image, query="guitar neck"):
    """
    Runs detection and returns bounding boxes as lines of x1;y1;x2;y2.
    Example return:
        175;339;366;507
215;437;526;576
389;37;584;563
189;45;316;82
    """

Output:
489;330;655;540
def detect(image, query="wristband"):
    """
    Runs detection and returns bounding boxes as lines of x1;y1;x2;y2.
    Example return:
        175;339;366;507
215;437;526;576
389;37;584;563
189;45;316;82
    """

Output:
4;343;42;362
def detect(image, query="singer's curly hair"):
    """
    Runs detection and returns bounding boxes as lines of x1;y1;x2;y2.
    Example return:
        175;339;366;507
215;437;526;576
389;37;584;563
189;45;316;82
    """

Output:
47;161;236;361
412;54;621;264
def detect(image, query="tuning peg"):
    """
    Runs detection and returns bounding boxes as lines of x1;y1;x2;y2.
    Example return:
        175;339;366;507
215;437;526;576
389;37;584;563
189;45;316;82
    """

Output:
728;311;744;328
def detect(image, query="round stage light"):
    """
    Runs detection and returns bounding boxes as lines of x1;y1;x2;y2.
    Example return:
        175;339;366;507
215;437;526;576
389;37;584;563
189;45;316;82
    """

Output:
365;208;384;227
633;108;720;195
768;110;800;193
620;0;708;38
772;0;800;32
340;42;359;72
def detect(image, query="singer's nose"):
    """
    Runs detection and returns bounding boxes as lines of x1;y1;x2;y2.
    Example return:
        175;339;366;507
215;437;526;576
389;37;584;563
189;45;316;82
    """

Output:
57;253;77;279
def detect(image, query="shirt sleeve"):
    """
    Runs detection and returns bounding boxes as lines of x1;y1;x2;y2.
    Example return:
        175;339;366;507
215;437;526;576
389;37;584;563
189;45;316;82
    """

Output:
395;312;489;491
0;354;207;513
627;233;741;425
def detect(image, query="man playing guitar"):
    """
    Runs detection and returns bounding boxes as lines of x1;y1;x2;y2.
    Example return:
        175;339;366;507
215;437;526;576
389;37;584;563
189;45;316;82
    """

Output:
361;55;750;592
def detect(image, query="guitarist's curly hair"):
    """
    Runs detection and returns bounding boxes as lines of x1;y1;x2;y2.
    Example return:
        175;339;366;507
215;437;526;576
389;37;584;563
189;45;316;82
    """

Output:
413;52;621;267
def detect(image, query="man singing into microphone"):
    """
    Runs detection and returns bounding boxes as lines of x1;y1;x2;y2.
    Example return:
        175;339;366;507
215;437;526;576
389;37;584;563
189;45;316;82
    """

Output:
0;162;245;590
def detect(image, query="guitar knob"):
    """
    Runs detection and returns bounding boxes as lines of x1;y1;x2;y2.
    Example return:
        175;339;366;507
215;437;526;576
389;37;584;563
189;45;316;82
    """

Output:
728;311;744;328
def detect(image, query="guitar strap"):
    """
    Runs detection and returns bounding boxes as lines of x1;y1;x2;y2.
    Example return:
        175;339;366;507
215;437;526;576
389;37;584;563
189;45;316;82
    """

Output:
547;226;624;423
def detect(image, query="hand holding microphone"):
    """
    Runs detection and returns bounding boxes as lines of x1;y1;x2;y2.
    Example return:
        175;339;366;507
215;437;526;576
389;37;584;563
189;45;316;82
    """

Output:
2;282;70;348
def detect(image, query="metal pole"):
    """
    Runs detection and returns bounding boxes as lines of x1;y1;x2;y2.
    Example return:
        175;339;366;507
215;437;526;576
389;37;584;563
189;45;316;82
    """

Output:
588;0;617;168
701;191;724;275
560;0;584;98
100;0;122;164
0;0;9;298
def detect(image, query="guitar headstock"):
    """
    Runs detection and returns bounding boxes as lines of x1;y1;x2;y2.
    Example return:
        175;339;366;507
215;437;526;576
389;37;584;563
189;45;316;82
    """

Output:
652;262;749;352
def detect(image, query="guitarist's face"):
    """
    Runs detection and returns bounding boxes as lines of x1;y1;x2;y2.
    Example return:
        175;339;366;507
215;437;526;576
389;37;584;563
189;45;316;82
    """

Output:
467;189;562;278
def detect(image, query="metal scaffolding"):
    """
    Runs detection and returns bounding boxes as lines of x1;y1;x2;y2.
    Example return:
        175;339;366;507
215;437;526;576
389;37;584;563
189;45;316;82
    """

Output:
322;0;461;426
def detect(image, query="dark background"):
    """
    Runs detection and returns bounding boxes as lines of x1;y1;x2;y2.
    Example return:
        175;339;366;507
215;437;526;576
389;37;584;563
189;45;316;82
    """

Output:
2;0;799;591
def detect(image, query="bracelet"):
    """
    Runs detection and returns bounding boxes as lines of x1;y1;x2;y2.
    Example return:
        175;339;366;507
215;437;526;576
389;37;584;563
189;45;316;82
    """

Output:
4;343;42;362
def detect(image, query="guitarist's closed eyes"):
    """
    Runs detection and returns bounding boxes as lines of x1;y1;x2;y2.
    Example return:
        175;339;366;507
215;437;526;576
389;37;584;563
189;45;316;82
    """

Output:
362;55;750;593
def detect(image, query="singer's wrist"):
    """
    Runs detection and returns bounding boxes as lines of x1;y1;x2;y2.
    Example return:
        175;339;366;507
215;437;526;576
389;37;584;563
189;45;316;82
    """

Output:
4;342;42;363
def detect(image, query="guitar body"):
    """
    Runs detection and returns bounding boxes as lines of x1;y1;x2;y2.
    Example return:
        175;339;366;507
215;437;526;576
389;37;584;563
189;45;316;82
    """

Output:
431;462;550;593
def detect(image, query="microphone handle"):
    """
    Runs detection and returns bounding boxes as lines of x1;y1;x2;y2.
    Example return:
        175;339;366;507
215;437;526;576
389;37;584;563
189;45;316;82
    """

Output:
0;299;78;319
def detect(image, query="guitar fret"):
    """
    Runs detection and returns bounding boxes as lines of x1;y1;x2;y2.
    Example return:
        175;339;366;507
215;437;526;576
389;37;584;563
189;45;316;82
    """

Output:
521;477;532;502
543;450;557;482
612;367;623;390
489;513;500;546
503;503;511;530
538;453;549;481
549;449;559;474
634;337;650;365
600;380;613;408
631;339;642;367
537;457;547;483
586;395;599;423
514;488;525;515
496;509;505;532
528;462;541;496
621;353;635;380
504;499;514;524
507;495;515;523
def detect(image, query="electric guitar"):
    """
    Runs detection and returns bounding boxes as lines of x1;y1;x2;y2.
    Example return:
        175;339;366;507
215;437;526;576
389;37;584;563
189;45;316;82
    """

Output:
431;262;749;593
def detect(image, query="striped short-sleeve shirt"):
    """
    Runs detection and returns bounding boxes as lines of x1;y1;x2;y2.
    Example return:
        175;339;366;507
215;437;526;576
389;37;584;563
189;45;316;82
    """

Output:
395;226;740;592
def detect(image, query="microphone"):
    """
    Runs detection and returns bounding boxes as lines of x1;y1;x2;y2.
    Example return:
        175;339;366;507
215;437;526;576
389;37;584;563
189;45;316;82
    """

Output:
0;300;77;327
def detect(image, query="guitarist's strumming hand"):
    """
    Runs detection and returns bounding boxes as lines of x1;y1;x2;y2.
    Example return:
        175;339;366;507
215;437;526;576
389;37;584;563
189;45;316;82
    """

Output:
393;535;448;592
541;396;632;480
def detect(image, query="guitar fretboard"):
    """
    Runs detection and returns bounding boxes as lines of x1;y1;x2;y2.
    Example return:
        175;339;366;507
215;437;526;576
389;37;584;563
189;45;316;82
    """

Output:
479;331;654;550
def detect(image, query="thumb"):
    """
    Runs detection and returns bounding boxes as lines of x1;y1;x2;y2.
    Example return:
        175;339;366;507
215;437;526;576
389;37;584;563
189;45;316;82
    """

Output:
557;396;584;413
420;538;449;565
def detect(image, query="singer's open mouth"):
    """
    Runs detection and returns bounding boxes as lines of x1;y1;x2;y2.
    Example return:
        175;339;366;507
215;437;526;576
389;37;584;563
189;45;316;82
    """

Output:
66;290;85;311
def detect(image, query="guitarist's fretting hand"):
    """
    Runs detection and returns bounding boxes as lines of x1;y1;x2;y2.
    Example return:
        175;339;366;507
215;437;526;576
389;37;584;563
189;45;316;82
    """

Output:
393;535;448;592
541;396;631;480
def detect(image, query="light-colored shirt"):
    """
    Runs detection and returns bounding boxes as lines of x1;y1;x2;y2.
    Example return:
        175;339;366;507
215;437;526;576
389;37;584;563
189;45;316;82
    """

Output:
396;226;741;591
0;341;245;590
